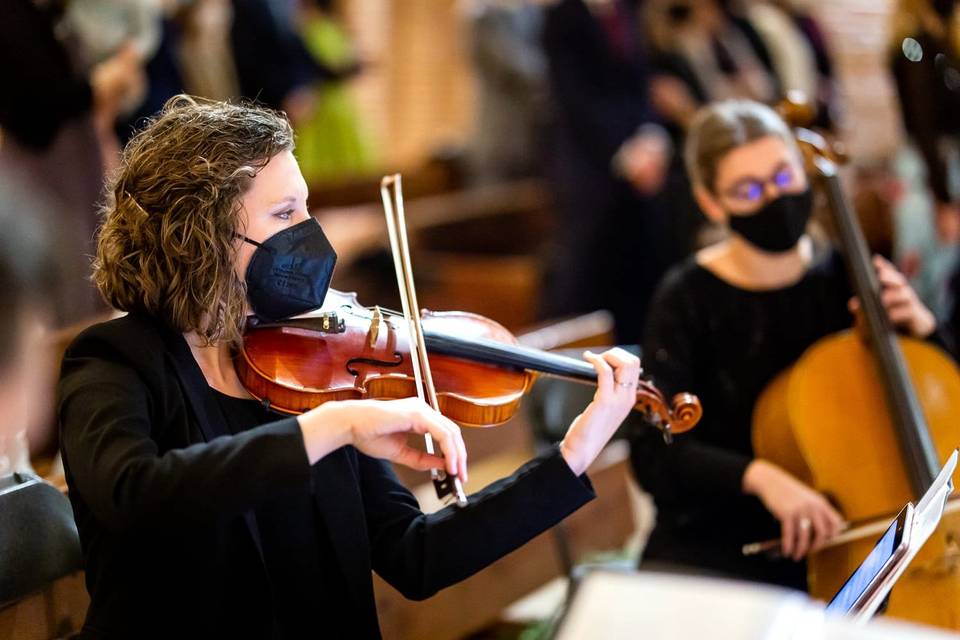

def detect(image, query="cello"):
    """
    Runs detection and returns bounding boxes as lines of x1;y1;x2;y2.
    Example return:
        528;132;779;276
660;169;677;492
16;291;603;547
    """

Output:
752;104;960;628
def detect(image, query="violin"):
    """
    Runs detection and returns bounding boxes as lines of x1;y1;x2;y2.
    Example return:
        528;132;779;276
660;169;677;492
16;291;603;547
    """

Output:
235;288;702;439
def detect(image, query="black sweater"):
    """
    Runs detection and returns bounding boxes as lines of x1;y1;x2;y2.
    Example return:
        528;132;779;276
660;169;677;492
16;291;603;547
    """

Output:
58;313;594;639
631;250;853;588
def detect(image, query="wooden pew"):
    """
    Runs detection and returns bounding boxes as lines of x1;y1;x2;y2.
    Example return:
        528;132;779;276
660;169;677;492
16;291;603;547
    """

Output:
0;575;87;640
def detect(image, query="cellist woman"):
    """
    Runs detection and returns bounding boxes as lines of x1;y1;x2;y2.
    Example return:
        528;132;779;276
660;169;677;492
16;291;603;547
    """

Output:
630;99;950;590
58;95;643;639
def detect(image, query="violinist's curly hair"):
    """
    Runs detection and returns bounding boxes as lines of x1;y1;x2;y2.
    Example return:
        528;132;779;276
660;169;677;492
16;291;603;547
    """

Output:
94;95;294;345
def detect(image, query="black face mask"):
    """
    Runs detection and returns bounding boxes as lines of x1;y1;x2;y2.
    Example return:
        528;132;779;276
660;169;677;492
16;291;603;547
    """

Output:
238;217;337;322
727;188;813;253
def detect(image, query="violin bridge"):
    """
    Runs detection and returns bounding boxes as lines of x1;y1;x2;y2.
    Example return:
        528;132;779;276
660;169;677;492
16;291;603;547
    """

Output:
368;306;384;348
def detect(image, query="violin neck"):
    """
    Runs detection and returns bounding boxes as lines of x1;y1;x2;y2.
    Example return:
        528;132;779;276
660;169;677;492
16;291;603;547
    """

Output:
423;330;598;383
819;160;941;494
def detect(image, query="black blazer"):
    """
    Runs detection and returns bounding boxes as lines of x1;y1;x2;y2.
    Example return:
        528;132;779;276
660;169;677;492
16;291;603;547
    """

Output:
58;314;594;639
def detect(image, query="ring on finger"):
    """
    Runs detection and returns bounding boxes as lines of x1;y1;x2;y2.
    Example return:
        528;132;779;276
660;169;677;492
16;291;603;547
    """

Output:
799;517;812;531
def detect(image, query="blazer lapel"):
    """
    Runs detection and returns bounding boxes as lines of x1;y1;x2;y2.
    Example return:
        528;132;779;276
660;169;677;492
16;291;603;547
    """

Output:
161;327;230;442
159;324;268;563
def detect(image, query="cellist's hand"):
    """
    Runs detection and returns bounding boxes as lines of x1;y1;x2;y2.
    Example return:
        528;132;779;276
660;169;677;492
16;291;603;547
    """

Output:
848;256;936;339
297;398;468;481
744;459;845;561
559;348;641;475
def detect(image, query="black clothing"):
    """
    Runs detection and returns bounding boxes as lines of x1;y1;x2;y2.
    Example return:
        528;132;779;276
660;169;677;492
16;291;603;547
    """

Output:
891;29;960;204
0;0;92;150
59;313;595;639
231;0;331;110
542;0;670;343
211;390;352;637
631;250;853;589
650;16;778;110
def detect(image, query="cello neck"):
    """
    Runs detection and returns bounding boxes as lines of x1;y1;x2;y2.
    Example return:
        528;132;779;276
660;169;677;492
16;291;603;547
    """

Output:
815;156;941;494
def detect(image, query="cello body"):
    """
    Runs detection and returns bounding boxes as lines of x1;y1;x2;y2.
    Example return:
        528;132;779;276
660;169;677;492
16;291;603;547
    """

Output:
754;330;960;628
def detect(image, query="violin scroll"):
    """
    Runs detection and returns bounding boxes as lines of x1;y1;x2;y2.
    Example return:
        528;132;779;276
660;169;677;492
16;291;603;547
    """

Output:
670;392;703;433
632;380;702;443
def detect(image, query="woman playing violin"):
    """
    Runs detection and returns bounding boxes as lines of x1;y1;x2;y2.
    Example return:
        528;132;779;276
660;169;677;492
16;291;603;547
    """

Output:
631;100;948;589
58;95;641;639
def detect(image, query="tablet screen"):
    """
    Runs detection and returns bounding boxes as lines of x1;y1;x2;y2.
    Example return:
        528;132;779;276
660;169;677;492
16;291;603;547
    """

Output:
825;519;899;614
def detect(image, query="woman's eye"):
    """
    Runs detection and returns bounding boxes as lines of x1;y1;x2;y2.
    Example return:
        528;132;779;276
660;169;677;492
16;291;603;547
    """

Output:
274;209;294;221
743;182;764;201
774;168;794;187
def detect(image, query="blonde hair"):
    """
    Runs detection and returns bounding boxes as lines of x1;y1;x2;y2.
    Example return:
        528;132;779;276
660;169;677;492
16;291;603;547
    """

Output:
684;100;798;191
94;95;294;345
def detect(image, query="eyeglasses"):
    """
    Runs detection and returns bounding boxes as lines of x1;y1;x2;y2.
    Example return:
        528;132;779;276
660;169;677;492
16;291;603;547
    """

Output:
721;164;797;204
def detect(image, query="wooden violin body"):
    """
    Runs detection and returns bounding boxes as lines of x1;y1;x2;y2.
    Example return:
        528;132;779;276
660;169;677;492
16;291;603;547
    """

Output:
237;290;530;426
237;289;702;434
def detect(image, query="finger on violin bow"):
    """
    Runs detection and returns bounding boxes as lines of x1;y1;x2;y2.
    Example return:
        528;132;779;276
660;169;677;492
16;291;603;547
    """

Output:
810;510;830;552
781;515;795;560
394;446;447;473
793;515;813;560
427;412;467;481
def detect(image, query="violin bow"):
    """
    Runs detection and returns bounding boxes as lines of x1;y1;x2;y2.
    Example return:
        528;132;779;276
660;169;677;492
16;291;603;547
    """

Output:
380;174;468;507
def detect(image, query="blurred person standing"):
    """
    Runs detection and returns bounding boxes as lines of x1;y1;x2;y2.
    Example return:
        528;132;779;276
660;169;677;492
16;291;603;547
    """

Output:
231;0;326;124
467;0;552;184
542;0;672;344
293;0;377;184
742;0;837;128
0;175;59;477
644;0;780;127
634;0;782;269
889;0;960;358
891;0;960;243
0;0;144;325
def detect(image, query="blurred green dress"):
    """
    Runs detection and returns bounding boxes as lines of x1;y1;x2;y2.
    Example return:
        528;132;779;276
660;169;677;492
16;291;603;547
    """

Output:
295;13;376;183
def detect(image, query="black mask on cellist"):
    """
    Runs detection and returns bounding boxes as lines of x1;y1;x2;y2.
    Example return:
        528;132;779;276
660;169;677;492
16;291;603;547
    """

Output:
238;217;337;322
727;188;814;253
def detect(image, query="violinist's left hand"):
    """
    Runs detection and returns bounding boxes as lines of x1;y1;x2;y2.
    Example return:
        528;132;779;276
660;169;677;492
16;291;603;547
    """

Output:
559;348;641;476
849;256;936;339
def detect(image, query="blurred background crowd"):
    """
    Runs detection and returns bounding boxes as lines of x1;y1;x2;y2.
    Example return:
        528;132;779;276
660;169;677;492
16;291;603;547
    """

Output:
5;0;960;340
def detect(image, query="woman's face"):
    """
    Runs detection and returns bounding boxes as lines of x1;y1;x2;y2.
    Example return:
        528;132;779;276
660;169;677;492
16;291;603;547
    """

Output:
234;150;312;280
697;135;808;222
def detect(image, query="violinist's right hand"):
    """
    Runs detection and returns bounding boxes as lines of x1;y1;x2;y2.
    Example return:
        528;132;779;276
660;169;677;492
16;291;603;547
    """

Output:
743;459;845;561
297;398;467;481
